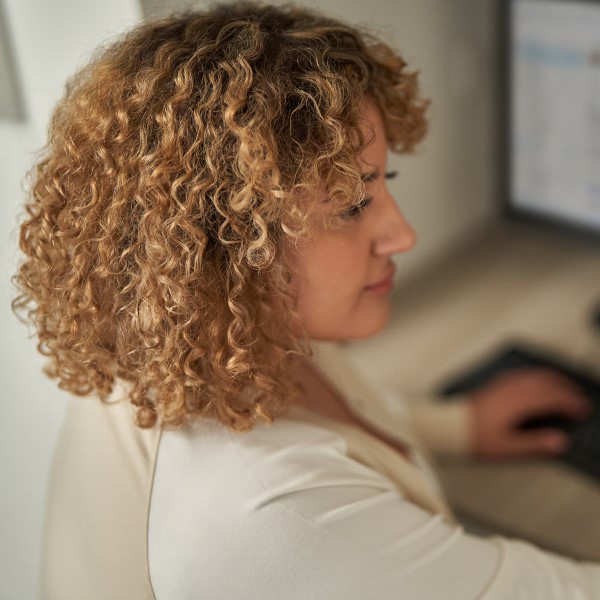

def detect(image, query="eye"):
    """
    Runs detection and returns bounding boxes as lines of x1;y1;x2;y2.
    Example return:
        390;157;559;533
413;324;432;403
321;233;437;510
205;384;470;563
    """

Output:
340;196;373;220
338;170;398;220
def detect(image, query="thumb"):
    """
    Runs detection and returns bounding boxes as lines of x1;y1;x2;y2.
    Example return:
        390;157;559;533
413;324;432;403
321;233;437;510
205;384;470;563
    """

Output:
510;429;570;457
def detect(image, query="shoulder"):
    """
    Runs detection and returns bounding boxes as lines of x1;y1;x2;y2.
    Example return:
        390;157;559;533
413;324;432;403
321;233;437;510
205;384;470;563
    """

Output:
150;406;398;518
148;408;403;599
153;404;400;492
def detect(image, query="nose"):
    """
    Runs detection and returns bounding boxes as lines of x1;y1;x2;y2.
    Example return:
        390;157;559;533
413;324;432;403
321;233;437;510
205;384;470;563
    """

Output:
372;194;416;256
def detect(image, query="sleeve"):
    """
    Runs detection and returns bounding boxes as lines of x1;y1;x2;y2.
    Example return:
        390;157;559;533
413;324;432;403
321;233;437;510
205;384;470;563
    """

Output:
351;385;474;459
223;421;600;600
400;391;474;458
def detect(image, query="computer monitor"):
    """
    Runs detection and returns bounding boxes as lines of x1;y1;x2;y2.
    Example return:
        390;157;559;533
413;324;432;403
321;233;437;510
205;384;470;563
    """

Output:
504;0;600;235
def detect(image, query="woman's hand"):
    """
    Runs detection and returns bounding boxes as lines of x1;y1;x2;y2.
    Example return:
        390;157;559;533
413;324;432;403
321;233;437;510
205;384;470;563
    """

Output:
469;369;593;459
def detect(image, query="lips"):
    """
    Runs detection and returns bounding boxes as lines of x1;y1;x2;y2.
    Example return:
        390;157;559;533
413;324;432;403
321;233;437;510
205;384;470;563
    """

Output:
364;264;396;291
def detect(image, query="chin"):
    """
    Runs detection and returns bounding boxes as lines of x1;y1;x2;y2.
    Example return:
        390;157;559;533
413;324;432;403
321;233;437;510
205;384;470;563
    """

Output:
350;315;390;340
317;306;391;342
360;303;392;338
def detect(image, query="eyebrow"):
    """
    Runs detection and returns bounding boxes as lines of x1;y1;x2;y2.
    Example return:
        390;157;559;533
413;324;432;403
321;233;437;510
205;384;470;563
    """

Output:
360;169;398;182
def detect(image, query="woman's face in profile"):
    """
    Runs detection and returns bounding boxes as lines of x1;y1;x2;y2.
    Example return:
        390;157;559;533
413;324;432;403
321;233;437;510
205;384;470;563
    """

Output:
287;101;416;342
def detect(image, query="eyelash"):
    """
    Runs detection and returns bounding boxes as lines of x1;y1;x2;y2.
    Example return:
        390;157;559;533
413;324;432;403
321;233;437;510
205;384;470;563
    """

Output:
340;170;398;220
341;197;373;219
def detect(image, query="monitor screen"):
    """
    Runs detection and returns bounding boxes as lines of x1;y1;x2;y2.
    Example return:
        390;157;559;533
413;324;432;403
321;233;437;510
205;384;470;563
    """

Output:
509;0;600;232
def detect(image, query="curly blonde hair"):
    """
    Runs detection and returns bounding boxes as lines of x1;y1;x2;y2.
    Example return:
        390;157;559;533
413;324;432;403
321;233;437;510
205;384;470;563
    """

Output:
12;1;428;430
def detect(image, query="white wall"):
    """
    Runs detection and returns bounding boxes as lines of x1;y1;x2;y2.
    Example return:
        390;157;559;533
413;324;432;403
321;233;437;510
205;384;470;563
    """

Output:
0;1;499;598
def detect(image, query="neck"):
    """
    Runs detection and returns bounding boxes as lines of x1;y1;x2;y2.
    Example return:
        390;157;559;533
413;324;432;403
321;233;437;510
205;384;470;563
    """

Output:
290;357;413;460
291;358;359;426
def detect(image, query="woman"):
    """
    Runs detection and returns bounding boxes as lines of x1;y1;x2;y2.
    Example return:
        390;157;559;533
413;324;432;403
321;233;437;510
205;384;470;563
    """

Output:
13;2;599;598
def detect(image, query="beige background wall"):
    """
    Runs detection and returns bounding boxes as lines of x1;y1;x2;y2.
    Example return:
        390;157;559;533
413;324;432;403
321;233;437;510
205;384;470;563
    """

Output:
0;1;498;597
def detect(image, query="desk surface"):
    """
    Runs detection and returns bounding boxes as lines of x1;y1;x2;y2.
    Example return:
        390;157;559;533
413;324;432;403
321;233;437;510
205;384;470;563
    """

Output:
345;220;600;561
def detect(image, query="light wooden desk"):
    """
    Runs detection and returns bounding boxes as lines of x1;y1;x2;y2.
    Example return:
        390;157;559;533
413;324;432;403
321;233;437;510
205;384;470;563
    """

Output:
346;220;600;561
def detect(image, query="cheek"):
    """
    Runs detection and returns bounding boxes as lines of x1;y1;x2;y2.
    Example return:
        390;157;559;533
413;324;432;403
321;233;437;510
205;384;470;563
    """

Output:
300;240;367;297
293;244;371;331
286;226;388;340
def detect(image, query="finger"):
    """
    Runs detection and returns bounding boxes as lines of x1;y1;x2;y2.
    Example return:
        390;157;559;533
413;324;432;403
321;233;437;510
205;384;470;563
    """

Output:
507;367;584;395
487;369;588;412
507;370;594;419
538;370;593;412
524;367;579;387
522;388;593;421
508;429;570;457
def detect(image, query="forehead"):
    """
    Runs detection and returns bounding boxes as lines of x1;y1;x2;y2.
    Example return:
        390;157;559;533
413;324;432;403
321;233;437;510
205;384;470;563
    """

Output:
357;101;388;174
